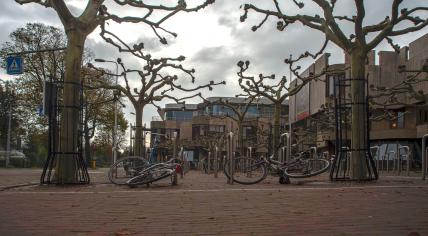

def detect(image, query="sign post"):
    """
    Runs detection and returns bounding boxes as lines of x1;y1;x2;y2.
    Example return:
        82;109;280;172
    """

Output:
6;56;23;75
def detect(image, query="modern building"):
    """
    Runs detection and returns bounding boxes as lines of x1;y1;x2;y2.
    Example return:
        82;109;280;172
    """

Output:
150;97;288;165
289;33;428;163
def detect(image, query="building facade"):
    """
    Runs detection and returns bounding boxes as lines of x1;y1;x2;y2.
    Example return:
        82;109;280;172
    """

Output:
289;33;428;163
150;97;288;165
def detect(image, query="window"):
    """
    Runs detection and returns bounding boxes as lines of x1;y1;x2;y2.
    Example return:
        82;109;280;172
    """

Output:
165;111;193;121
390;110;405;129
209;125;224;133
243;126;256;140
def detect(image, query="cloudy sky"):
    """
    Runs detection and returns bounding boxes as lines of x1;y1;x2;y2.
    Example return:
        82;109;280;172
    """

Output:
1;0;427;128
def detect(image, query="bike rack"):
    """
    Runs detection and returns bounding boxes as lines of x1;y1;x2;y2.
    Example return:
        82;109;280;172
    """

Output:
398;146;411;176
370;146;379;170
386;151;395;173
422;134;428;180
281;133;290;163
310;146;318;159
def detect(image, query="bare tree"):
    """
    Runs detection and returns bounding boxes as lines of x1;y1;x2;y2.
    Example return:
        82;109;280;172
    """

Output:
15;0;215;183
240;0;428;179
89;55;225;157
371;59;428;106
199;96;257;157
236;57;337;159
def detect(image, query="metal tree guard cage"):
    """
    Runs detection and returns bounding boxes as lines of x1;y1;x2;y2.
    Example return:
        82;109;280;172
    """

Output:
330;76;378;181
40;79;90;184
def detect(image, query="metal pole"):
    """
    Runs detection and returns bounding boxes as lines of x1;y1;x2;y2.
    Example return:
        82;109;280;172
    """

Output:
228;132;234;184
248;146;252;159
214;146;218;178
208;151;211;174
387;151;395;174
130;124;133;156
289;66;292;163
281;133;289;162
113;62;118;164
422;134;428;180
95;59;119;163
395;141;400;175
5;108;11;167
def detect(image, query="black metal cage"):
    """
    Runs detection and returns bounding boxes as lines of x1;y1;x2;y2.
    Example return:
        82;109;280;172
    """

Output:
330;76;378;181
40;79;90;184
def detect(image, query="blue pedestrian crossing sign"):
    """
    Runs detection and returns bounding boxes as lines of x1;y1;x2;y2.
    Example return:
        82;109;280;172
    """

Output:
6;56;23;75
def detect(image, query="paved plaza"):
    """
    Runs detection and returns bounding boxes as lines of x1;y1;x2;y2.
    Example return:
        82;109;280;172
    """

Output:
0;168;427;235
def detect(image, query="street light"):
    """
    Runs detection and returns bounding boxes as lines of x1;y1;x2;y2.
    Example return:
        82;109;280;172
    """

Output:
94;58;119;164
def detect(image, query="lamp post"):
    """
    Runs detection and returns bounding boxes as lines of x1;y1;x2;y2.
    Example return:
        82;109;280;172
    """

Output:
94;59;119;165
0;80;12;167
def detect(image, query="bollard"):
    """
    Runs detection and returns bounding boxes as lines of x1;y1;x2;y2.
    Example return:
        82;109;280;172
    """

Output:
422;134;428;180
91;160;96;170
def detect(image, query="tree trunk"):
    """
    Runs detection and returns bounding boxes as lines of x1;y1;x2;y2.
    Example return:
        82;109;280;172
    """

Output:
272;102;282;159
350;50;368;180
56;30;85;183
134;104;144;157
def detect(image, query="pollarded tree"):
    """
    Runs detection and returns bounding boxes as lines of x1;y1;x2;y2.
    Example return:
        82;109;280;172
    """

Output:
240;0;428;179
89;56;225;157
15;0;215;183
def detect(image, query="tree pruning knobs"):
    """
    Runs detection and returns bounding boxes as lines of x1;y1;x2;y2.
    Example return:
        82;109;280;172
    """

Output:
132;42;144;50
177;0;187;9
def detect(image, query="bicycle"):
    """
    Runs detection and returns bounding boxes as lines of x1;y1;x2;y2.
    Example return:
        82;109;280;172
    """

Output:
108;156;183;186
108;156;151;185
223;134;331;185
126;158;181;187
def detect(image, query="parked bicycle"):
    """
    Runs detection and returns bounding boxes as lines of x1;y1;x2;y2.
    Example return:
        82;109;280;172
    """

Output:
108;156;182;187
223;134;331;185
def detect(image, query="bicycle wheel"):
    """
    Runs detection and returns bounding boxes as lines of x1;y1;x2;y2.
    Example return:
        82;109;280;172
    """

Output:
224;157;267;185
108;156;150;185
284;158;330;178
127;167;174;186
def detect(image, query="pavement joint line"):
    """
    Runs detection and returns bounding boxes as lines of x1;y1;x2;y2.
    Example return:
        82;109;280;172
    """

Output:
1;184;427;195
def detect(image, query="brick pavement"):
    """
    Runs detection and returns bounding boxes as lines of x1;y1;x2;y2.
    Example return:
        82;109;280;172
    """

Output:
0;168;427;235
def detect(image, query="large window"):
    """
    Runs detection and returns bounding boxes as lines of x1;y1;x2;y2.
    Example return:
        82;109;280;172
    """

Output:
165;111;193;121
209;125;225;133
